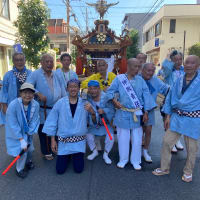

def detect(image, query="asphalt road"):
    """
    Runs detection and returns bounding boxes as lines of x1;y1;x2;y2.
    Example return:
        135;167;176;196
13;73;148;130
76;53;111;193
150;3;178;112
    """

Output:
0;110;200;200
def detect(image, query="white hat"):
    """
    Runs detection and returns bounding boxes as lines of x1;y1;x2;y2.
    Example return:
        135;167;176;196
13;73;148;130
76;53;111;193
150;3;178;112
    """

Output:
20;83;35;92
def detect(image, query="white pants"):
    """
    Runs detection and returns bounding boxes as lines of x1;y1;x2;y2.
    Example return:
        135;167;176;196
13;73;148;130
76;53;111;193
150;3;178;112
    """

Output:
117;127;143;165
87;133;114;153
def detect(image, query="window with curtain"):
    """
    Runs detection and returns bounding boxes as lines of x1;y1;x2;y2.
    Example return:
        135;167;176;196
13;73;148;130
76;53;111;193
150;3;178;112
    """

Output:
0;0;10;20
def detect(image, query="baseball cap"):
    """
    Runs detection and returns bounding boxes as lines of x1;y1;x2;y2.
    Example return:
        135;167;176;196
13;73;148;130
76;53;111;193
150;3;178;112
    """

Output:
20;83;35;93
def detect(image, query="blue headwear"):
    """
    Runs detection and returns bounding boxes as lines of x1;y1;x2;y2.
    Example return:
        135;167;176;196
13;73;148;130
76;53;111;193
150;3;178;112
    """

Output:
88;80;100;87
67;79;80;88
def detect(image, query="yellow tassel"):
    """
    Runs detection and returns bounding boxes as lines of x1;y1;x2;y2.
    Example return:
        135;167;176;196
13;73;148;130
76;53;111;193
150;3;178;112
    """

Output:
133;113;138;122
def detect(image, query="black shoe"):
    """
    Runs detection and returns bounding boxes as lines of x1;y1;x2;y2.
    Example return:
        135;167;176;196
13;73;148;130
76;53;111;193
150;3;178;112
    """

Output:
16;169;28;178
26;161;35;170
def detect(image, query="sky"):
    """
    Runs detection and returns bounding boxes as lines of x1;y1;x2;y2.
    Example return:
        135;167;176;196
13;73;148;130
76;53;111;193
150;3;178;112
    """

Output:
45;0;197;35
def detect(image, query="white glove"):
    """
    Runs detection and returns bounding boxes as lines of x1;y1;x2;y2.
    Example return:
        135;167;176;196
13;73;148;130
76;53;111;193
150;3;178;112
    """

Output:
20;139;27;149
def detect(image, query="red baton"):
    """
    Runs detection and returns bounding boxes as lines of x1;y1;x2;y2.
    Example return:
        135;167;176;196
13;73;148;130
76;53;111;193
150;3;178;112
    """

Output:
100;115;113;140
2;144;30;175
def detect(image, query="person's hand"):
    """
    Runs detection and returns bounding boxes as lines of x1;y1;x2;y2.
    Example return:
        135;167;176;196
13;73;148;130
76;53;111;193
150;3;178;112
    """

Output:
112;99;123;109
143;112;148;123
164;115;170;131
51;137;57;154
20;139;27;151
37;93;47;103
2;103;7;114
97;108;104;115
84;103;95;115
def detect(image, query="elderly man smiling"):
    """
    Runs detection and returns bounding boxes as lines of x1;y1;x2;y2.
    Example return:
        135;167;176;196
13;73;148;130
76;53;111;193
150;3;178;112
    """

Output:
153;55;200;183
104;58;156;170
141;63;169;163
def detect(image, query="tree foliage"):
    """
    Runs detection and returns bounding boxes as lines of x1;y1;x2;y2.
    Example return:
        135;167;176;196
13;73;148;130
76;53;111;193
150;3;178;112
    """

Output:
188;43;200;58
14;0;50;68
126;29;140;59
71;45;78;65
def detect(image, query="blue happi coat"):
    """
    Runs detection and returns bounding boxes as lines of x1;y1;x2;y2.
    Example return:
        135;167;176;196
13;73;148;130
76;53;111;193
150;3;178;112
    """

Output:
104;74;157;129
0;67;32;105
144;75;169;126
6;98;40;157
162;59;184;86
0;85;5;125
163;71;200;140
42;96;89;155
55;68;78;87
26;68;67;124
87;92;115;136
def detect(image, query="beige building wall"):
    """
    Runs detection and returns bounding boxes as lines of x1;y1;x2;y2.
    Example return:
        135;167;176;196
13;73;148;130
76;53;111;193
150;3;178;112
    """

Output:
0;0;19;79
142;4;200;68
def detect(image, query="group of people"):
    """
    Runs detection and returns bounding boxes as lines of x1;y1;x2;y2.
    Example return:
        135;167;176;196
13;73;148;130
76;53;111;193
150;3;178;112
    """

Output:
0;50;200;183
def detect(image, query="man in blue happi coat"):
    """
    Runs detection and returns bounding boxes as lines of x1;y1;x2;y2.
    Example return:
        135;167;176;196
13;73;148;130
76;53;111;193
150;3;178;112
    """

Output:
0;52;31;123
141;63;169;163
153;55;200;183
103;58;156;170
86;80;115;164
43;79;96;174
162;50;185;152
55;53;78;87
27;53;66;160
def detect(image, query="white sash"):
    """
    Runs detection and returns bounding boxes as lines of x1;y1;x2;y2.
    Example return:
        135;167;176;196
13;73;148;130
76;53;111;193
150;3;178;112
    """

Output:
118;74;143;116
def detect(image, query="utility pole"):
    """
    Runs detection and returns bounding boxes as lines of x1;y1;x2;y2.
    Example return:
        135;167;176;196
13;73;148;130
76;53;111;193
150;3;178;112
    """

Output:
86;7;89;33
63;0;70;53
183;30;186;61
66;0;70;53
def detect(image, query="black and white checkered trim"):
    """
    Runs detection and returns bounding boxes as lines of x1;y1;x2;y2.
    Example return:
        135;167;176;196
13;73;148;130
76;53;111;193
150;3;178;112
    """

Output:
58;135;86;143
173;109;200;118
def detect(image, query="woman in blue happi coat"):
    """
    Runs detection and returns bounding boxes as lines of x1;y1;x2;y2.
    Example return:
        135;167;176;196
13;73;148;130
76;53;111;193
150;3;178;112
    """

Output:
55;53;78;88
0;52;32;124
141;63;169;163
86;80;115;165
162;50;185;152
43;79;96;174
5;83;40;178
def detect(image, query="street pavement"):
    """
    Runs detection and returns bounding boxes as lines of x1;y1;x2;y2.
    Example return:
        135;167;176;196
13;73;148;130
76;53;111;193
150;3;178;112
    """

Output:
0;110;200;200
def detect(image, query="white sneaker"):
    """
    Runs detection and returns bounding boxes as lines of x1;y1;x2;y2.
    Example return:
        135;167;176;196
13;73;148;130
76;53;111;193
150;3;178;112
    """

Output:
117;161;127;168
171;145;178;153
176;140;184;150
143;149;152;163
103;152;112;165
132;163;142;170
87;149;98;160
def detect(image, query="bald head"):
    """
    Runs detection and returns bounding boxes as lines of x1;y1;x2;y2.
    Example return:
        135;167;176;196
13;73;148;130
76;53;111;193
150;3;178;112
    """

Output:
127;58;140;77
142;63;155;80
136;53;147;65
184;55;200;76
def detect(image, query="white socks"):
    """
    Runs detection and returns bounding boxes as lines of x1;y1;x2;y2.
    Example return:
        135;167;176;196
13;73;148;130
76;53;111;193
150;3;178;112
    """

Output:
103;152;112;165
87;149;98;160
143;149;152;163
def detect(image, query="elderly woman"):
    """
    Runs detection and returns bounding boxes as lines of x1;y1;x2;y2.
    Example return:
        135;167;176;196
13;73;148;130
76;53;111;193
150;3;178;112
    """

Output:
5;83;40;178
